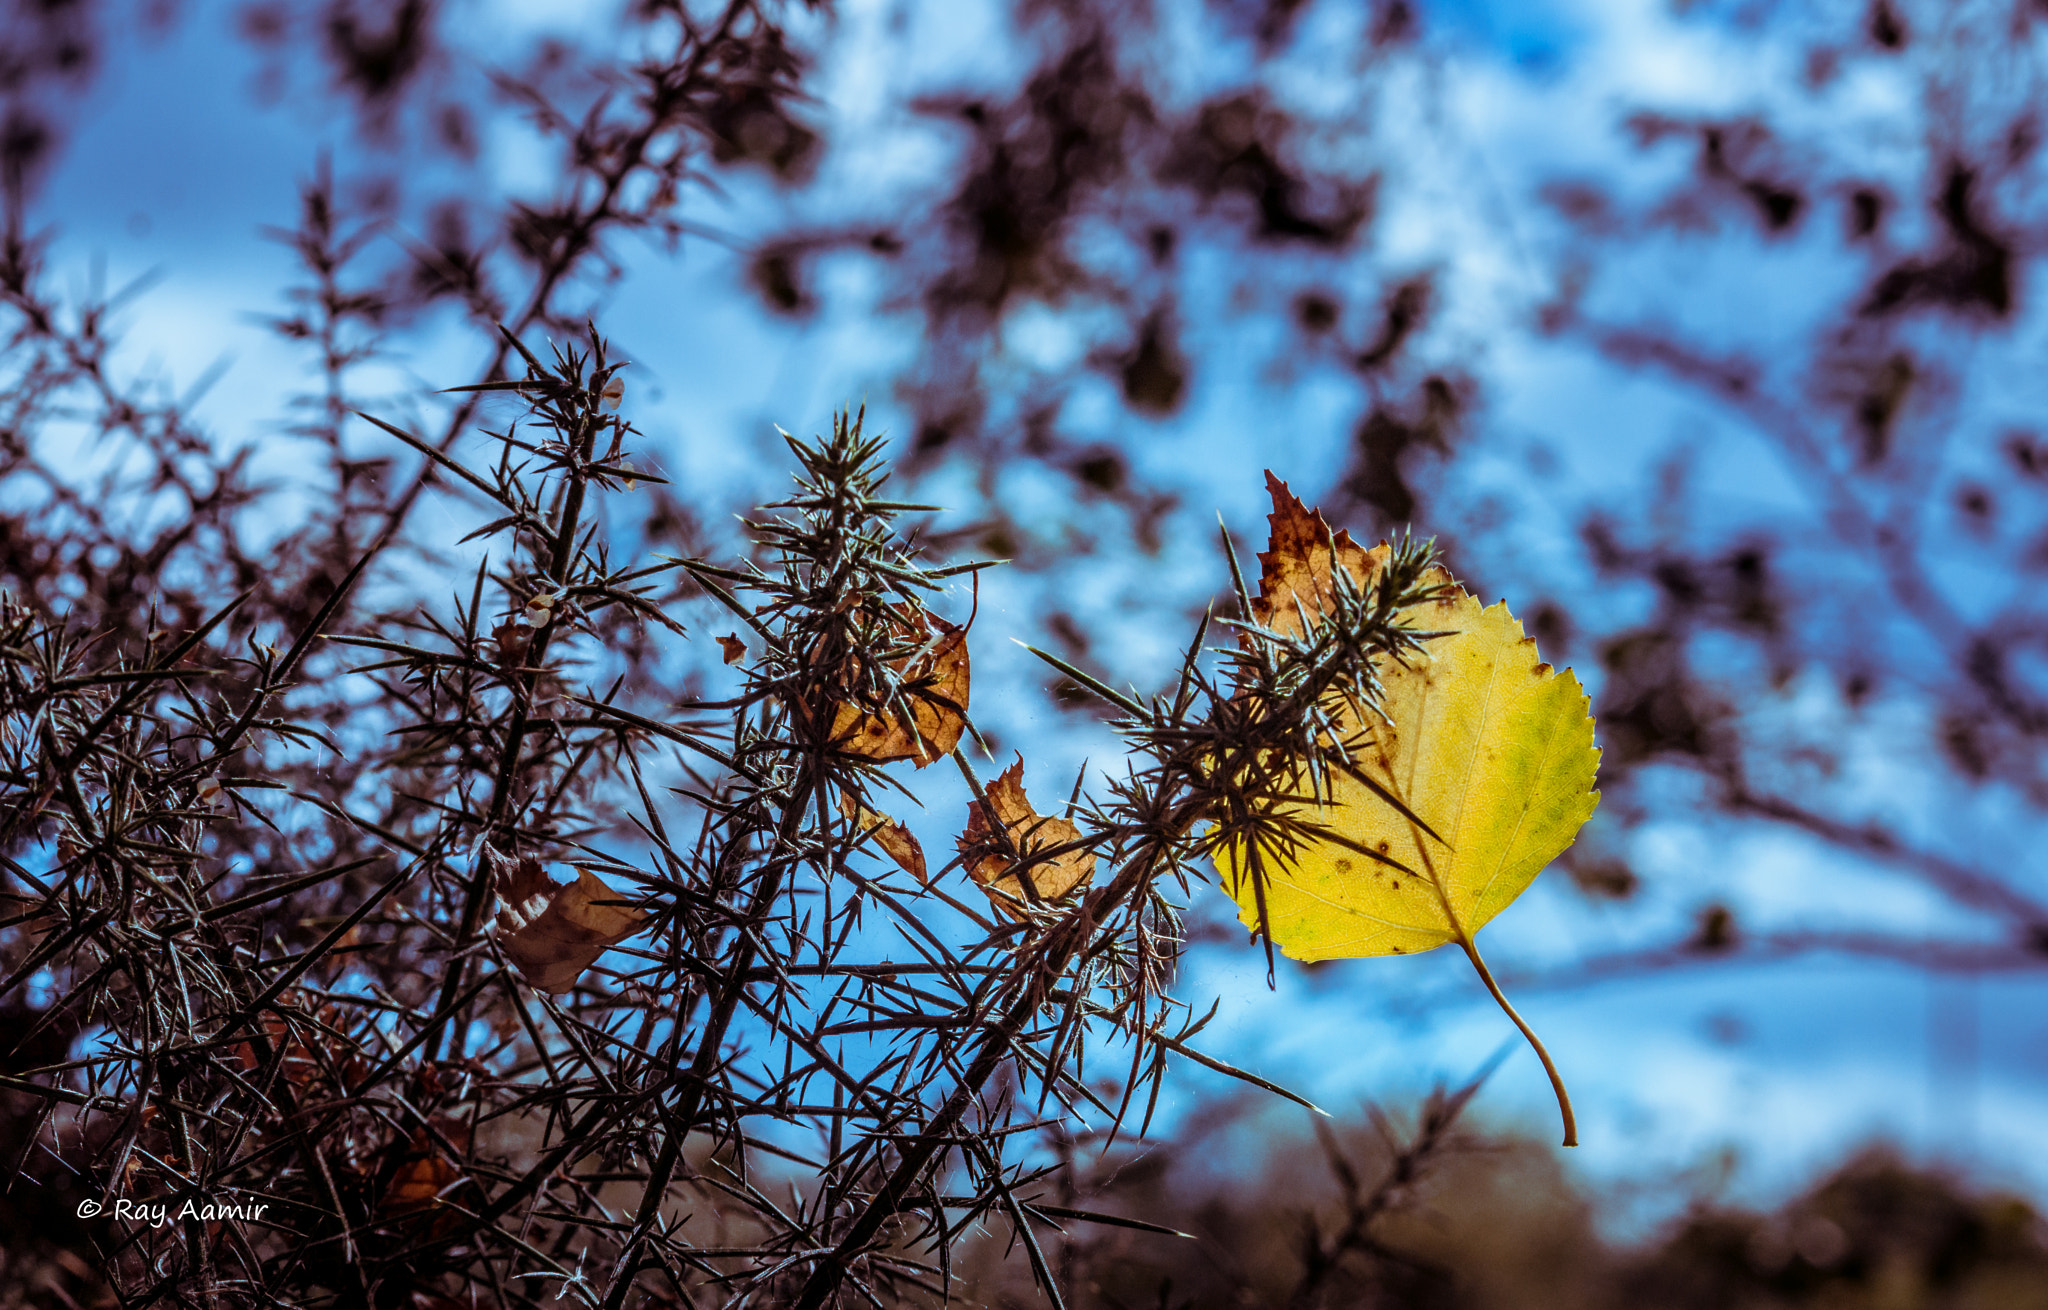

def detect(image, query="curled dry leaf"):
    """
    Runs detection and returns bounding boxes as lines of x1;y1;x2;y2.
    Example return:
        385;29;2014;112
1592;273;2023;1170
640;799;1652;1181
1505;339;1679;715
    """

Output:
487;848;649;994
828;606;971;767
837;790;928;883
1219;475;1600;1145
957;759;1095;918
717;632;747;665
380;1119;475;1239
491;618;531;672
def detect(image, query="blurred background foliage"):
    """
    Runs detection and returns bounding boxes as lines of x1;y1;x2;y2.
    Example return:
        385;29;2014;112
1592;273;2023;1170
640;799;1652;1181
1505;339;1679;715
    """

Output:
5;0;2048;1302
961;1094;2048;1309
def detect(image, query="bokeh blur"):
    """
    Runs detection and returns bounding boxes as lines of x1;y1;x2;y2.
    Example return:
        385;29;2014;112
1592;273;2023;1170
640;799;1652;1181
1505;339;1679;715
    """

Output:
6;0;2048;1303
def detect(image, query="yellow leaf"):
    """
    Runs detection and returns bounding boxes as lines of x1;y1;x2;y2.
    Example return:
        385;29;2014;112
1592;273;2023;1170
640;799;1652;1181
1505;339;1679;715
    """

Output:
957;759;1095;919
1220;476;1600;1144
1223;584;1600;960
488;850;648;995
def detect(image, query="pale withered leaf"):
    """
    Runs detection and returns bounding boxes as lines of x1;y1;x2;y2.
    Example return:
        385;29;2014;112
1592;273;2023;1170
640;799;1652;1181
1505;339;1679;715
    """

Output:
488;849;649;995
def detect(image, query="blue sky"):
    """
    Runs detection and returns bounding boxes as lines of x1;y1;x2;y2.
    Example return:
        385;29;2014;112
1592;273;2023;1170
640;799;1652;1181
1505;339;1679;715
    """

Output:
23;0;2048;1227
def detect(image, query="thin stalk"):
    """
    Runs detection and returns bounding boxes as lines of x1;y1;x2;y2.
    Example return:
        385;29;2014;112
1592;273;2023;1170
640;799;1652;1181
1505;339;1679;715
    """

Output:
428;406;596;1060
1458;935;1576;1147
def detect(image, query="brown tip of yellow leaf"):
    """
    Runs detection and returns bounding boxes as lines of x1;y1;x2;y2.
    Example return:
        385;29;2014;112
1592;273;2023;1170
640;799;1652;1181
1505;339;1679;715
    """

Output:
1249;472;1383;642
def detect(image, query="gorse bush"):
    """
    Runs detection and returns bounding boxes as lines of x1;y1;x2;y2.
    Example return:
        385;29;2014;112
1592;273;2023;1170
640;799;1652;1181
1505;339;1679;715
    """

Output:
0;311;1589;1301
21;2;2040;1305
0;310;1588;1307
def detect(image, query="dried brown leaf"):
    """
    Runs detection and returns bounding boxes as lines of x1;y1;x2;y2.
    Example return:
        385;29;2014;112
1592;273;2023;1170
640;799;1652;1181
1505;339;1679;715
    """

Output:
380;1120;475;1239
957;759;1094;918
829;607;971;766
488;849;649;994
382;1133;460;1217
838;790;928;883
491;618;531;672
231;995;366;1094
